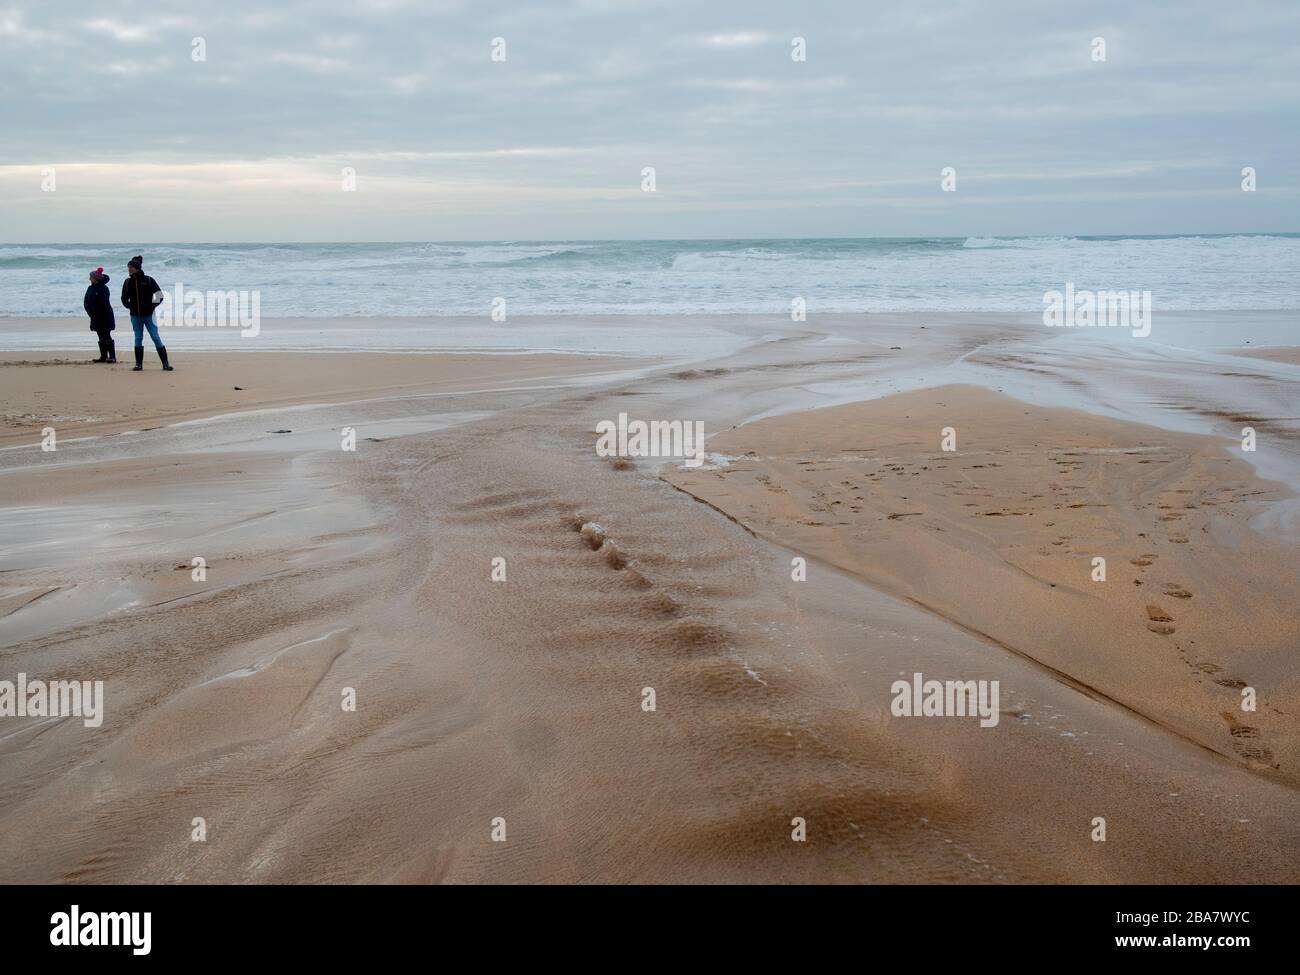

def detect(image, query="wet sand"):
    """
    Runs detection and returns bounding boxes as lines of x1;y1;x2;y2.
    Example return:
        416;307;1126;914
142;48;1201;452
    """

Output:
1;315;1297;883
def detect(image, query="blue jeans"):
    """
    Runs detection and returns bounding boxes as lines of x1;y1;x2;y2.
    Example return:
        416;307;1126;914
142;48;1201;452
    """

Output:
130;314;164;349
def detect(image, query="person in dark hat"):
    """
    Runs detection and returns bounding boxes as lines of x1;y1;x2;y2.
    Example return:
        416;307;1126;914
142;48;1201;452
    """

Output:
120;255;172;371
83;267;116;363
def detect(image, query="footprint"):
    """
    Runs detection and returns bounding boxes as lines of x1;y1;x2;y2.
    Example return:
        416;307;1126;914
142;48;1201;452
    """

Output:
1164;586;1192;599
1234;741;1274;764
1146;623;1176;635
1220;711;1274;765
1145;604;1174;623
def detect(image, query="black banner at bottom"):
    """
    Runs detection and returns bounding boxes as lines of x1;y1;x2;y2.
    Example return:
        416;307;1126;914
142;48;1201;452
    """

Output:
2;884;1287;961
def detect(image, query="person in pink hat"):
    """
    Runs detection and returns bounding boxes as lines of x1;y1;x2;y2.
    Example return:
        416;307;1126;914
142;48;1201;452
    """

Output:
83;267;116;363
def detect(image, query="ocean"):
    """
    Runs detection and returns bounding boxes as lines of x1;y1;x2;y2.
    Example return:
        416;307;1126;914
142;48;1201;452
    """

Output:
3;235;1299;318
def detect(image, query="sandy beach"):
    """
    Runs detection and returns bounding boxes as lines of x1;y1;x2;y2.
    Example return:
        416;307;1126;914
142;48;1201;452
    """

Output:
666;384;1300;780
0;348;637;445
1;313;1297;883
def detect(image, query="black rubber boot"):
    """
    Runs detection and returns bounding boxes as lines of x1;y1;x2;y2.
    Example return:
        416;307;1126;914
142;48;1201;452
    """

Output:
106;338;116;363
159;346;173;371
93;340;107;363
133;346;144;371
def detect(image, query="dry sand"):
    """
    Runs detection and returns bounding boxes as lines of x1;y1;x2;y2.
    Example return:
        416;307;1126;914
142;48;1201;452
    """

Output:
0;350;634;445
1;319;1297;883
1227;347;1300;366
665;384;1300;783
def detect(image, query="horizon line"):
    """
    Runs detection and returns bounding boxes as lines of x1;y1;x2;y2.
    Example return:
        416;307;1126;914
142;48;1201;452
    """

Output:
3;231;1299;247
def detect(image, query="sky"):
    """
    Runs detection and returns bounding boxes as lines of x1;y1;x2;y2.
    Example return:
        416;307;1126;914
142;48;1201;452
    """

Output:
0;0;1297;242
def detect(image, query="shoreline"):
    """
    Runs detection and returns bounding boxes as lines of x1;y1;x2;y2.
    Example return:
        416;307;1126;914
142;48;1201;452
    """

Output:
1;310;1294;353
7;309;1298;509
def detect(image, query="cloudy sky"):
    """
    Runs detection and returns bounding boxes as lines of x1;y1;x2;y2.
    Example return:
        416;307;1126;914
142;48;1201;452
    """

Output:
1;0;1296;242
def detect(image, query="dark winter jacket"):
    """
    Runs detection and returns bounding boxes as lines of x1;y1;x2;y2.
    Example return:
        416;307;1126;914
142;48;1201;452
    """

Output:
121;272;165;318
84;277;115;331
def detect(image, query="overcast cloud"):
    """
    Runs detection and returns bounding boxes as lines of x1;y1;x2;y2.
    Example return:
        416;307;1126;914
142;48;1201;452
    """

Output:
1;0;1296;241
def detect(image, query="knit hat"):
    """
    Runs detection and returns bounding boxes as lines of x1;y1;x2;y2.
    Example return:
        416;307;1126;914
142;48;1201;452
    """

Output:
90;266;107;283
128;255;143;269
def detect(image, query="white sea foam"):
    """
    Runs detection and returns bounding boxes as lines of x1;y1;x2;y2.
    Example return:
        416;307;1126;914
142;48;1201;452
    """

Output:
2;236;1297;323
